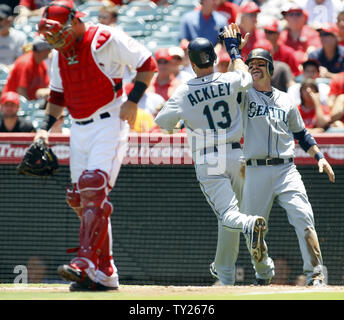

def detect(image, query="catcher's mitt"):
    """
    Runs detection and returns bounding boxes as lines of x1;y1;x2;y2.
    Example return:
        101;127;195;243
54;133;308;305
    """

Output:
17;139;59;177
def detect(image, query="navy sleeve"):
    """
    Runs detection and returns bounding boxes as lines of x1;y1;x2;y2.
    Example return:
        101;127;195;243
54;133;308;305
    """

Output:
293;129;317;152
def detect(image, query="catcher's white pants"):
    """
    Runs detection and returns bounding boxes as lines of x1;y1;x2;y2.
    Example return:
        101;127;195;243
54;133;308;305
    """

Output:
69;107;129;187
69;106;129;286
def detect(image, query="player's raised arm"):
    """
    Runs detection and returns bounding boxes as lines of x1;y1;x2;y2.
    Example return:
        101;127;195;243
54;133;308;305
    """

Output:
219;23;249;72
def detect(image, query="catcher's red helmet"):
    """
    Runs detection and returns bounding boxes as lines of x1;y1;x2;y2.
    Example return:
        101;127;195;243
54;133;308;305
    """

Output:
38;0;86;52
42;0;86;24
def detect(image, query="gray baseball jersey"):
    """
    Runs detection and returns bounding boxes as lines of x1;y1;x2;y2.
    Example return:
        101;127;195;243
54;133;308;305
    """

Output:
155;70;261;285
240;86;324;284
241;87;305;160
155;70;252;156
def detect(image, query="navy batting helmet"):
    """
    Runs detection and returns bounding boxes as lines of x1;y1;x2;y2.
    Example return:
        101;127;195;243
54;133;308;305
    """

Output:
188;38;217;69
245;48;274;76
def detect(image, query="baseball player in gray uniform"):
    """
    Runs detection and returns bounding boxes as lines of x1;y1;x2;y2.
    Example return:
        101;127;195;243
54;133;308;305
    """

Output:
155;24;267;285
241;48;335;286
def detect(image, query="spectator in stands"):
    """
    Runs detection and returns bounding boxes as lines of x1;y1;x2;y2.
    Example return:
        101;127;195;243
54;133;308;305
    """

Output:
215;0;239;24
179;0;227;47
263;19;301;77
270;257;291;285
168;46;194;83
308;23;344;78
179;40;196;78
327;71;344;109
0;4;27;67
215;49;230;73
106;0;123;5
1;1;20;14
298;0;344;28
295;274;307;286
337;10;344;45
279;3;322;66
98;5;119;28
16;0;53;23
16;1;85;24
125;82;165;118
254;0;286;26
298;79;331;133
329;93;344;127
237;1;265;60
288;59;330;106
253;39;295;92
26;255;48;283
0;91;35;132
2;37;51;101
148;48;182;101
132;108;156;133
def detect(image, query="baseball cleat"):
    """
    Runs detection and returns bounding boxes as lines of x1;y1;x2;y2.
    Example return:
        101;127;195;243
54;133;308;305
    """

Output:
209;262;219;280
307;279;325;287
69;281;118;292
254;278;271;286
58;264;84;282
244;216;267;263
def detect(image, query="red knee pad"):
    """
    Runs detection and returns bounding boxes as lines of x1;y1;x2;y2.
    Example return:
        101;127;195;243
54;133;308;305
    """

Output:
66;183;82;217
78;170;113;216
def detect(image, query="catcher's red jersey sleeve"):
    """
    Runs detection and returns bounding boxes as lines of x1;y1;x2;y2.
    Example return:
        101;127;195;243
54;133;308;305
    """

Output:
136;56;158;73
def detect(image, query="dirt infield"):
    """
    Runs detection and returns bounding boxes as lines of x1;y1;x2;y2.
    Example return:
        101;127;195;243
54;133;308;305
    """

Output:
1;283;344;295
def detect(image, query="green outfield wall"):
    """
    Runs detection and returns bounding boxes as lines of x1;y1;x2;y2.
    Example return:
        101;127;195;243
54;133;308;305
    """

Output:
0;164;343;286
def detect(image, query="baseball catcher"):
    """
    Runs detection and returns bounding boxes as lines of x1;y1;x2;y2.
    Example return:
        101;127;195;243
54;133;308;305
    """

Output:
34;0;156;291
17;138;59;177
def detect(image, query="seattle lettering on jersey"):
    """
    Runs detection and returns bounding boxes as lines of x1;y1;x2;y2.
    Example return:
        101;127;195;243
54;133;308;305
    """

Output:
187;83;231;106
248;101;288;125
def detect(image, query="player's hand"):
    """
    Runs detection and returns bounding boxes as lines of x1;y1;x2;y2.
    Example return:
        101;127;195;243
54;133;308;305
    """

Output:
319;66;330;78
34;129;49;144
306;88;320;105
230;23;249;50
318;158;335;183
120;100;138;128
222;23;249;50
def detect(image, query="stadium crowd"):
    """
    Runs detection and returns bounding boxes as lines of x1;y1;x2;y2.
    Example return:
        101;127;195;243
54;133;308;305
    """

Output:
1;0;344;133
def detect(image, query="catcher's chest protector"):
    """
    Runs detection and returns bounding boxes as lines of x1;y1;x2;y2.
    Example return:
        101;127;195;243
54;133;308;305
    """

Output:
58;25;114;118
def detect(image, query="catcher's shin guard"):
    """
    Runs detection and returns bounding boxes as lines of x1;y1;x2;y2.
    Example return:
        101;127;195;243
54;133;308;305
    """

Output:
98;227;115;277
66;183;82;218
76;170;113;267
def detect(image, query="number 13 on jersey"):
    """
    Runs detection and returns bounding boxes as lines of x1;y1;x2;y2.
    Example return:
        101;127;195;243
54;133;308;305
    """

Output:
203;100;232;130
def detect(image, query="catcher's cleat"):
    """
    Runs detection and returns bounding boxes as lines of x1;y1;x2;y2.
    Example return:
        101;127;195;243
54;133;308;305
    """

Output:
244;216;267;263
254;278;271;286
58;264;86;283
69;281;118;292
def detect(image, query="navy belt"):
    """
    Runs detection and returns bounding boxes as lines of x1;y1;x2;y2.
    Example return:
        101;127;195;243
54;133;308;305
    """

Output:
200;142;241;156
75;112;111;125
246;158;293;166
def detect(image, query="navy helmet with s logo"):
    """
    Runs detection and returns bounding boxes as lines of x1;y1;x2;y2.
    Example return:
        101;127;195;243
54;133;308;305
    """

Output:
245;48;274;76
188;37;217;69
